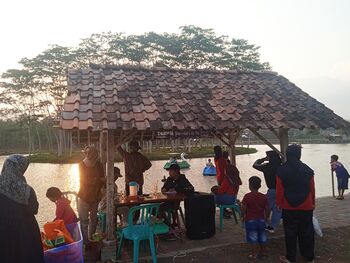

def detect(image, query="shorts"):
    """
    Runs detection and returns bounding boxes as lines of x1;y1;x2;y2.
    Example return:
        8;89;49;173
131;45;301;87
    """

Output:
337;177;349;190
245;219;267;244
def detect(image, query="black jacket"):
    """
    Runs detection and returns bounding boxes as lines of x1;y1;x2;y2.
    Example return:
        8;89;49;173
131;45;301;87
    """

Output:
162;174;194;195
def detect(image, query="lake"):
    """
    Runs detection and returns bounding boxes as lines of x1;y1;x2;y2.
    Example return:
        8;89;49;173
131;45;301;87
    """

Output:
0;144;349;227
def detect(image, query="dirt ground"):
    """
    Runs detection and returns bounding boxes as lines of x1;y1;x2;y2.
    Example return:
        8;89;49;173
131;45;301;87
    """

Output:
155;226;350;263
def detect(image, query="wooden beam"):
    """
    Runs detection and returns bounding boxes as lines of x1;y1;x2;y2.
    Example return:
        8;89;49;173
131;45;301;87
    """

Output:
106;130;115;240
229;129;241;166
211;132;230;146
279;128;289;162
249;128;283;157
87;129;91;145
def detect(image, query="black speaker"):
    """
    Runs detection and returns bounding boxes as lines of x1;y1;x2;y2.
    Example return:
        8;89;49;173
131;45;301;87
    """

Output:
184;192;215;240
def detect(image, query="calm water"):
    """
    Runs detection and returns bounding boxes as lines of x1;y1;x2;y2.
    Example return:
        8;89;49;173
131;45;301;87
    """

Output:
0;144;349;227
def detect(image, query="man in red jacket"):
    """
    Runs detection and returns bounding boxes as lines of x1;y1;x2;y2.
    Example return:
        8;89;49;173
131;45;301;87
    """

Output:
276;144;315;263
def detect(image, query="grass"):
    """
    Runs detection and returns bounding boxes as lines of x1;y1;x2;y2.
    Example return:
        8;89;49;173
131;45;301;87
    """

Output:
27;146;257;163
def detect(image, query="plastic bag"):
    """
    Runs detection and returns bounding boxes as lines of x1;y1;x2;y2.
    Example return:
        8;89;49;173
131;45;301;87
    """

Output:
313;216;323;237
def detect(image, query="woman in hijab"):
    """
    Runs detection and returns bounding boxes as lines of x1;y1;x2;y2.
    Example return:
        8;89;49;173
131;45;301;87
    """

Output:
78;145;105;247
0;155;44;263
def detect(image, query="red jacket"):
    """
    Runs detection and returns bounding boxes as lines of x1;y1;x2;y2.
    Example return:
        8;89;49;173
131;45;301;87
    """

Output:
55;197;78;225
217;175;239;196
214;157;227;185
276;176;315;210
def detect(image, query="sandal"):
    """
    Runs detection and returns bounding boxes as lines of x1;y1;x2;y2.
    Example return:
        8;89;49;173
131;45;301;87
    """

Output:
257;254;268;260
279;256;292;263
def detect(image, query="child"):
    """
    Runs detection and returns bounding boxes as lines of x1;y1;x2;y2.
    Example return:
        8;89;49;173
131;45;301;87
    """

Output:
46;187;78;225
241;176;269;259
206;158;214;167
331;154;350;200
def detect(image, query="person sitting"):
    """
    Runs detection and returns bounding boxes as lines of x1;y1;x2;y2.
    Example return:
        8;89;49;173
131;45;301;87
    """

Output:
46;187;78;225
160;163;194;227
98;167;129;227
206;158;214;167
211;159;242;219
161;163;194;195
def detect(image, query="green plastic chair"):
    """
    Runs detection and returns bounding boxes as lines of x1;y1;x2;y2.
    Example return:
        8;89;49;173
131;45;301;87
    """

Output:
216;201;241;231
116;203;161;263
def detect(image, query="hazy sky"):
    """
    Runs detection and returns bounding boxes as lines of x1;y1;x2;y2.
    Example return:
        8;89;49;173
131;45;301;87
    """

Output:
1;0;349;119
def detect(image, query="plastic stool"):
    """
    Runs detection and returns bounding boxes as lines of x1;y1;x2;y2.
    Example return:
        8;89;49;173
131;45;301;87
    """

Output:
216;203;241;231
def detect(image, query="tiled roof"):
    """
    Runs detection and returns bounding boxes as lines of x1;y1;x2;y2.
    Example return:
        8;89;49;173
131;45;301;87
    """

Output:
60;65;349;132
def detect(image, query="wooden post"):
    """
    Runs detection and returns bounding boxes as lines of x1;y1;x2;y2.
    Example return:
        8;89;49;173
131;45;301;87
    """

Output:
229;130;241;166
69;131;73;156
331;168;335;197
279;128;289;162
100;131;107;174
106;130;115;240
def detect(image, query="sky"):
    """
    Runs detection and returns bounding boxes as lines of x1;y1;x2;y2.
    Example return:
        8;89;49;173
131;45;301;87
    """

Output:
1;0;350;119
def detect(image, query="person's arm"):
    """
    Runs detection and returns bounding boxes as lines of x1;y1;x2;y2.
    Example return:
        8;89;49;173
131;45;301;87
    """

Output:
217;177;229;195
161;177;172;193
276;176;284;208
241;196;247;222
141;155;152;172
310;176;315;208
252;158;268;172
116;145;127;159
26;188;39;215
54;199;65;221
175;177;194;194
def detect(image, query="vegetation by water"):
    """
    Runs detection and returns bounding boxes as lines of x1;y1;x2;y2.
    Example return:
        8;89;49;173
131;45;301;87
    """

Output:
27;146;257;163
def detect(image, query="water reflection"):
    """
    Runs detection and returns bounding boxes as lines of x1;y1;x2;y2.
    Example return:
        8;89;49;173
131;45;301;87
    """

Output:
0;143;349;227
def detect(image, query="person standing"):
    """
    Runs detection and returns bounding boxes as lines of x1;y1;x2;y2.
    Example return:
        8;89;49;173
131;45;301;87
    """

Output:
253;151;282;232
330;154;349;200
241;176;269;259
117;140;152;196
276;145;315;263
78;145;105;246
0;155;44;263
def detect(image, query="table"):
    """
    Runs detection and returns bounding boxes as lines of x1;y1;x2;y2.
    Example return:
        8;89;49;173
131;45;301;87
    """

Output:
116;193;184;207
116;193;186;228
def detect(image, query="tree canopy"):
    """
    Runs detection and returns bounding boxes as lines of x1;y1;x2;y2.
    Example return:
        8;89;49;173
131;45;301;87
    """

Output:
0;25;271;153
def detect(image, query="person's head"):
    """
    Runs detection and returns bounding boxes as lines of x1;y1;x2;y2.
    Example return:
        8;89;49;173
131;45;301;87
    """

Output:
214;145;222;159
168;163;181;178
249;176;261;191
222;151;229;159
266;150;282;165
129;140;141;153
286;144;302;161
0;155;31;205
46;187;62;202
208;159;212;163
83;145;99;161
331;154;339;162
1;154;29;180
114;166;122;181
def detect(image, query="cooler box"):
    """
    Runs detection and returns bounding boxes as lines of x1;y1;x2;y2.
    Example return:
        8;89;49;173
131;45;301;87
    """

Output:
44;222;84;263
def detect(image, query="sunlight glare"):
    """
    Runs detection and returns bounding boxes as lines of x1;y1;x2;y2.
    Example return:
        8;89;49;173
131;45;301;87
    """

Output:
67;164;80;193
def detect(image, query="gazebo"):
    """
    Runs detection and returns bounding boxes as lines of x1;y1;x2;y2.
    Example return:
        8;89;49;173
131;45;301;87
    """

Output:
60;64;349;240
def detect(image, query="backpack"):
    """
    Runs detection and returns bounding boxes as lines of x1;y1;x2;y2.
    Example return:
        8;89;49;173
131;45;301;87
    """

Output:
226;164;241;187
